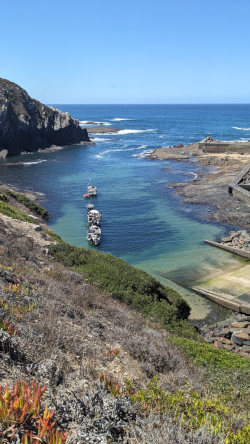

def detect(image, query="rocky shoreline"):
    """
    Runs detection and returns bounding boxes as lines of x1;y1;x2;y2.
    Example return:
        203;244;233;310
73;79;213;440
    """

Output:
205;230;250;260
87;126;119;134
150;139;250;229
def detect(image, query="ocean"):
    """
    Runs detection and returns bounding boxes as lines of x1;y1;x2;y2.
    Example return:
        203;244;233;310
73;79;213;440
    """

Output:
1;104;250;322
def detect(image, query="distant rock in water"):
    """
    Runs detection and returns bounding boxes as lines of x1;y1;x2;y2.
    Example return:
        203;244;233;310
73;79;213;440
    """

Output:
0;78;90;157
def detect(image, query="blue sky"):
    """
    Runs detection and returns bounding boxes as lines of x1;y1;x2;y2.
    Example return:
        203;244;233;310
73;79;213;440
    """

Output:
1;0;250;103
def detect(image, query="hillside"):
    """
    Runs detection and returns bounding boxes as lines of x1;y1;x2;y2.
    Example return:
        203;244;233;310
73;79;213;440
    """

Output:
0;79;90;157
0;184;249;443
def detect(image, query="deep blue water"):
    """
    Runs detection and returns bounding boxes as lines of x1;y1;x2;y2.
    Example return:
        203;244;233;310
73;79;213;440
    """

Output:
1;104;250;320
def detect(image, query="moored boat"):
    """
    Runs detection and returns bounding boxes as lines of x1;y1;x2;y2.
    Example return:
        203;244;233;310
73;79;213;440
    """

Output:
87;209;101;226
87;225;101;245
86;203;94;211
87;185;98;196
83;184;98;198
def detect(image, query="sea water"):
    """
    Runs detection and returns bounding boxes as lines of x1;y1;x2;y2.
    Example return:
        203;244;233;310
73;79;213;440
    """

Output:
1;105;250;322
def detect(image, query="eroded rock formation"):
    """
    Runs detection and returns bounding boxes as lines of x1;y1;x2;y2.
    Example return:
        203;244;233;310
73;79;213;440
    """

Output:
0;78;89;157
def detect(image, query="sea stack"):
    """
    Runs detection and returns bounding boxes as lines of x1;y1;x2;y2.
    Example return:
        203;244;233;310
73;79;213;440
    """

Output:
0;78;90;157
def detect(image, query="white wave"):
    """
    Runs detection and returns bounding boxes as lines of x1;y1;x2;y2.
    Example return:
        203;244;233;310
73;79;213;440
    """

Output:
93;137;112;142
90;129;155;136
189;172;198;180
22;160;47;166
79;120;111;126
232;126;250;131
95;145;148;159
111;118;133;121
132;149;153;159
117;129;156;135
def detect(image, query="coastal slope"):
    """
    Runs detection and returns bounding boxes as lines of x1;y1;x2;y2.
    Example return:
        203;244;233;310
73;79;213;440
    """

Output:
0;78;90;157
0;184;249;443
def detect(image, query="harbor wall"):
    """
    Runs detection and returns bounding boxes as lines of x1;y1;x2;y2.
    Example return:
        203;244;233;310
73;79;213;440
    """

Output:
228;161;250;206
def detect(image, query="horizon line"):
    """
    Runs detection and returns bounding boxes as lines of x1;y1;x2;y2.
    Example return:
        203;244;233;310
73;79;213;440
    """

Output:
48;103;250;106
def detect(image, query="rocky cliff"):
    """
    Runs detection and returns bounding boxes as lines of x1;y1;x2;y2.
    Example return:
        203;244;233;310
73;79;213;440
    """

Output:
0;78;90;157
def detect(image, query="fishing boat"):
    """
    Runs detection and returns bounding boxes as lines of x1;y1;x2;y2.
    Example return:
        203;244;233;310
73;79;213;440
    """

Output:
83;178;98;198
87;184;98;196
87;225;101;245
87;209;101;226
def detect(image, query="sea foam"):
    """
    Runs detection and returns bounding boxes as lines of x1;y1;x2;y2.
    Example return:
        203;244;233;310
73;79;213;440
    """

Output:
22;160;47;166
95;145;148;159
79;120;111;126
132;149;153;159
111;118;133;121
117;129;155;135
93;137;112;142
232;126;250;131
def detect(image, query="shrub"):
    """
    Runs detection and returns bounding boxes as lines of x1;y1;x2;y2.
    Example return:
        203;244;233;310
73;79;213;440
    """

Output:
0;381;68;443
48;241;197;337
0;319;17;335
4;189;49;218
101;375;250;444
0;200;36;223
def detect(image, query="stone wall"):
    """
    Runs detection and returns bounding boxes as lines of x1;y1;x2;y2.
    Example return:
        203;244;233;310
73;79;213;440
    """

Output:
228;162;250;206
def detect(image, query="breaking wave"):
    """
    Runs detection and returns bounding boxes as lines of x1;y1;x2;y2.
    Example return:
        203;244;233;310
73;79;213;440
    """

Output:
22;160;47;166
111;118;133;121
79;120;111;126
95;145;148;159
232;126;250;131
132;150;153;159
93;137;112;142
117;129;155;135
189;172;198;180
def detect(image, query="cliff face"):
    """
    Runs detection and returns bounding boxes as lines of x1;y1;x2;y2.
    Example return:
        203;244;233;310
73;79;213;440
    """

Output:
0;78;90;157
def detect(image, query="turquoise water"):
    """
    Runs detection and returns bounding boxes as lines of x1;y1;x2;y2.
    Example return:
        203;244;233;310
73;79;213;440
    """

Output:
1;105;249;321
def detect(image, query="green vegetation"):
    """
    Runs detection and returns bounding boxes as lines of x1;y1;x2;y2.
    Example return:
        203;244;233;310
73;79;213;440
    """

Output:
4;189;49;218
42;228;62;242
48;241;199;338
0;187;49;222
169;336;250;371
0;200;36;223
169;336;250;402
129;377;250;444
100;375;250;443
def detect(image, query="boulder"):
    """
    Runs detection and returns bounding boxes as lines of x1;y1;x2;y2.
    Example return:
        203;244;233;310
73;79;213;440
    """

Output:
240;345;250;354
223;344;235;351
232;331;250;345
231;321;250;329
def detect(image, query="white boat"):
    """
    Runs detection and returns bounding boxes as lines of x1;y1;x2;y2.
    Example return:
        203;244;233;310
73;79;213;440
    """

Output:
87;225;101;245
87;185;98;196
83;180;98;198
86;203;94;211
87;209;101;226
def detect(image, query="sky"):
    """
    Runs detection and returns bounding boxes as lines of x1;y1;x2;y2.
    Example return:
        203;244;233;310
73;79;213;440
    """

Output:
1;0;250;104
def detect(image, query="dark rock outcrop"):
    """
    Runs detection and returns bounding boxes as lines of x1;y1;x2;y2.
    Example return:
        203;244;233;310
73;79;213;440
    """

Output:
0;78;90;157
